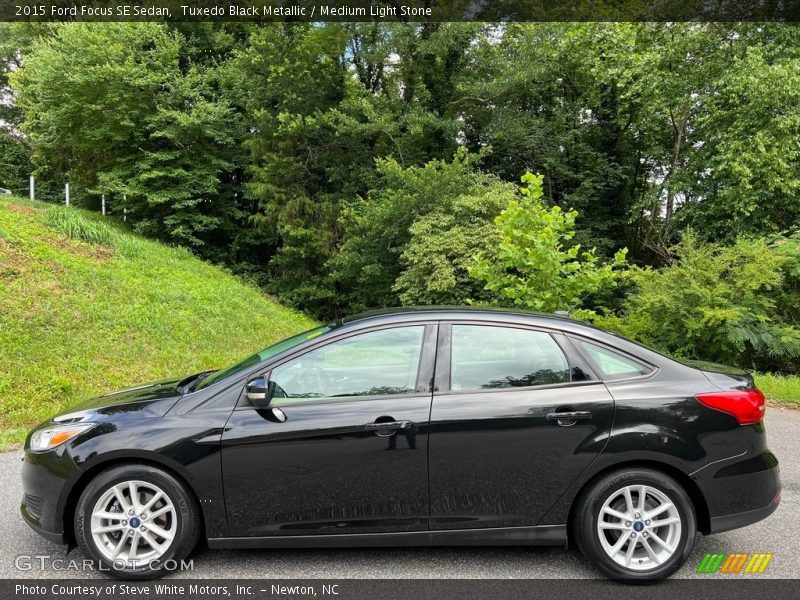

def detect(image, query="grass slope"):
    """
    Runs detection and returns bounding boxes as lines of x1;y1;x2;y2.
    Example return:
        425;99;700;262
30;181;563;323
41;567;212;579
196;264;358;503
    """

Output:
0;197;314;447
755;373;800;408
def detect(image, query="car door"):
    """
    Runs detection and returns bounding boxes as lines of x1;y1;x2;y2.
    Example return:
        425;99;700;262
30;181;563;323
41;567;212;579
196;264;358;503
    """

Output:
428;322;615;530
221;323;436;537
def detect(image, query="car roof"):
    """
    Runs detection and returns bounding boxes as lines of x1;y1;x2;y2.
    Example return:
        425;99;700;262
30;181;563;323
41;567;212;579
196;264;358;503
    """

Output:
340;306;587;329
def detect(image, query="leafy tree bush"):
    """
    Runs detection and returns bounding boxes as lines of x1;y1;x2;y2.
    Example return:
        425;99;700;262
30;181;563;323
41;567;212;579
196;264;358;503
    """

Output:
596;233;800;371
0;134;29;194
470;173;627;316
332;150;516;312
11;23;243;252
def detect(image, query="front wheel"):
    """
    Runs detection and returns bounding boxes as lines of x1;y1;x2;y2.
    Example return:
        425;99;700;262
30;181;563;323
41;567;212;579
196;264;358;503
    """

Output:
573;468;696;580
74;464;200;579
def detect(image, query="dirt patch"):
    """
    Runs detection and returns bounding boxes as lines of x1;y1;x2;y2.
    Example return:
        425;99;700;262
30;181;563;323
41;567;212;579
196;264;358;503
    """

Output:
0;238;30;277
0;232;111;280
3;203;37;215
768;401;799;411
50;235;114;260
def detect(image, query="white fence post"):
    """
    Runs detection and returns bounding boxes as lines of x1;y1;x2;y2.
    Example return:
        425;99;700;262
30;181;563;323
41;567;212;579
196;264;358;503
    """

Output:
29;175;34;201
101;194;106;216
65;183;70;206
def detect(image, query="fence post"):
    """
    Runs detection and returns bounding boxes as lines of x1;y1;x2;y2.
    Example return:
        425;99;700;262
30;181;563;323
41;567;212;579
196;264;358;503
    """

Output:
29;175;34;201
65;183;70;206
101;194;106;216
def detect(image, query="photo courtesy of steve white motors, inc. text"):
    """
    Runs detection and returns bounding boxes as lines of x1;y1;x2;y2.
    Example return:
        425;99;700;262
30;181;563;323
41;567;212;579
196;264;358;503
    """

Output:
13;3;434;18
15;583;338;597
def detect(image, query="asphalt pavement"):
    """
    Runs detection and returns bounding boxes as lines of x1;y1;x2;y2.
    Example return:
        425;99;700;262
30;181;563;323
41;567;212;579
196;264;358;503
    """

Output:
1;408;797;580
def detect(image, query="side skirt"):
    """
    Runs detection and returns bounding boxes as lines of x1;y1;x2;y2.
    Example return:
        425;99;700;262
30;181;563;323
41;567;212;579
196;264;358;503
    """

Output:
208;524;567;550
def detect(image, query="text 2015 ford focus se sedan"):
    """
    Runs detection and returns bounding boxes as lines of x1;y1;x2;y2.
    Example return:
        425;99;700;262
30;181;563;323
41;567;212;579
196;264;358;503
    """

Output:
21;308;781;580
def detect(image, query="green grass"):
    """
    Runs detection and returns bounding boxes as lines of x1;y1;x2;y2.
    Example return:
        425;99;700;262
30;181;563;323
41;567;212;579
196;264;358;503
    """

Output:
0;197;314;448
755;373;800;407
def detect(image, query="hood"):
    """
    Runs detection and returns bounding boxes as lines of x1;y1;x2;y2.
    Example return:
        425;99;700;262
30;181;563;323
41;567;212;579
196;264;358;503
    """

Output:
53;375;187;421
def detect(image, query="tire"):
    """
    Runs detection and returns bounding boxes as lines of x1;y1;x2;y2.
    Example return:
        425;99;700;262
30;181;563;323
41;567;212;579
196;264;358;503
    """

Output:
74;464;201;579
573;468;696;581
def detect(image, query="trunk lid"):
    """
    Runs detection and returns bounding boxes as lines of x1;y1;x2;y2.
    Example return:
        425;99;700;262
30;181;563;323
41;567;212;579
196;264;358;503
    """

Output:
684;360;755;390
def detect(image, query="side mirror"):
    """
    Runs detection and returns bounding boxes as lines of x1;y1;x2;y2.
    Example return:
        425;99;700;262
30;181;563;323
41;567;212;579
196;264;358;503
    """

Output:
246;376;271;408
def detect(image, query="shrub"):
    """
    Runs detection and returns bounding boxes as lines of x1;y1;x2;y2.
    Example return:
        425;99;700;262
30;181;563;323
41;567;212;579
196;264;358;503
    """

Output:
596;232;800;370
469;172;627;316
332;150;517;311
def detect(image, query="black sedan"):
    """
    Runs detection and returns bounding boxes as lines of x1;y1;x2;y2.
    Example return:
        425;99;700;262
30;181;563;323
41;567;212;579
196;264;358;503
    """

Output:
20;308;781;580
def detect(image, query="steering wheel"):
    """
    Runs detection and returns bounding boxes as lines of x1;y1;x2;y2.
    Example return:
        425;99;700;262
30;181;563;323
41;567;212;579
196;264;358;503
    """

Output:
296;361;336;396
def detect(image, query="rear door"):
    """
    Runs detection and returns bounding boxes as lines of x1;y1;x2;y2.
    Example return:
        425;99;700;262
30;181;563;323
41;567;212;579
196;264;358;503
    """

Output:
428;322;615;530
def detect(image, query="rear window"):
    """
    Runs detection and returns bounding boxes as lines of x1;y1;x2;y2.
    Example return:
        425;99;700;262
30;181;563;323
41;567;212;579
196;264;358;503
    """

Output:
572;338;653;380
450;325;570;390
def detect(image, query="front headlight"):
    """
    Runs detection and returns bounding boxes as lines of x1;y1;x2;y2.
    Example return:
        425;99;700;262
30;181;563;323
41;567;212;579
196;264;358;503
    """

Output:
29;423;95;452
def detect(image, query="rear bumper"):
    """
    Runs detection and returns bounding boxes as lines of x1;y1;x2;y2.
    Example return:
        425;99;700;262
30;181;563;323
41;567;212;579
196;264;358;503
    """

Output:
698;449;781;534
709;492;781;534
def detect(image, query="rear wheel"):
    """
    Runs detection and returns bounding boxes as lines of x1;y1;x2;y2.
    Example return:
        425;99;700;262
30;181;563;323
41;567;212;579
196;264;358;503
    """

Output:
75;464;200;579
574;468;696;580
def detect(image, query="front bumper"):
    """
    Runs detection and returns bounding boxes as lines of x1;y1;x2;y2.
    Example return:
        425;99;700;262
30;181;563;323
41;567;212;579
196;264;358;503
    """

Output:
20;505;66;544
19;447;80;546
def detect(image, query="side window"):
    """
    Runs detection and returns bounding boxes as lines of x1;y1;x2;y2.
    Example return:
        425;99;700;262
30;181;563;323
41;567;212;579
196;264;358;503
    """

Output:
450;325;569;391
269;326;425;404
572;338;653;380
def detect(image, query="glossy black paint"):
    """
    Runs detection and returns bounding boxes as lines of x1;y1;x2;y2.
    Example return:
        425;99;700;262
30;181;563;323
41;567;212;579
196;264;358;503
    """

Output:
20;308;781;551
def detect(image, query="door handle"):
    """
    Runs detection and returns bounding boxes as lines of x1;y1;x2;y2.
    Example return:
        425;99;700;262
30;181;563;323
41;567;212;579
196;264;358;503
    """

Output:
365;420;412;431
546;410;592;426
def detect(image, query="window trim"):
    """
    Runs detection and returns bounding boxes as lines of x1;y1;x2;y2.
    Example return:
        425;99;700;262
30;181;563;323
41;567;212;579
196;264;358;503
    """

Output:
435;320;603;396
566;334;659;383
235;322;437;409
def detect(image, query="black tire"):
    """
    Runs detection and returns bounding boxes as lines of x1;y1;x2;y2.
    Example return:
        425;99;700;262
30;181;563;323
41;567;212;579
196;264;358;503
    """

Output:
573;468;696;581
74;464;201;580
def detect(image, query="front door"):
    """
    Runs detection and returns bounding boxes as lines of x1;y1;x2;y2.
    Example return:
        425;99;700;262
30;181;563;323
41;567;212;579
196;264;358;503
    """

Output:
428;323;615;530
221;324;436;537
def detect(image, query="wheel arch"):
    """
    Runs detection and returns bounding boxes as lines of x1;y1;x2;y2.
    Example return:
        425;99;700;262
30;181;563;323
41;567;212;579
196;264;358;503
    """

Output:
63;455;206;546
566;460;711;541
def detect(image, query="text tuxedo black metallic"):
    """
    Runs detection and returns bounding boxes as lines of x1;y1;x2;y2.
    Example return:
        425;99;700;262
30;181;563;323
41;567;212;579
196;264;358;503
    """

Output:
20;309;781;580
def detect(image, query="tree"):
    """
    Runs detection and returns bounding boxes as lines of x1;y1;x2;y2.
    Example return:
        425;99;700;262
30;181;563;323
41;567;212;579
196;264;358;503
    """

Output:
470;173;627;316
0;24;43;194
674;38;800;240
11;23;242;252
240;23;481;315
458;23;640;257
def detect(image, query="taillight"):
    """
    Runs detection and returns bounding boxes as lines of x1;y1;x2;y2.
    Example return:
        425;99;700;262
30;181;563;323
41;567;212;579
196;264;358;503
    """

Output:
695;389;766;425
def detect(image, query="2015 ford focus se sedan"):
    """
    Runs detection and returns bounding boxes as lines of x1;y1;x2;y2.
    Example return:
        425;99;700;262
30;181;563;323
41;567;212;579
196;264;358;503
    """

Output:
21;308;780;580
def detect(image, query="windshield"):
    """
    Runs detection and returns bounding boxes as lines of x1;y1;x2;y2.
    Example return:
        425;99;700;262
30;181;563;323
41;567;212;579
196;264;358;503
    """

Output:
195;325;333;391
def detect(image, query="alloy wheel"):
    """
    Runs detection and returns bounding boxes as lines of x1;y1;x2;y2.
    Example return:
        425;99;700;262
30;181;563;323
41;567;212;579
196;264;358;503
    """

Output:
596;484;682;571
90;480;177;567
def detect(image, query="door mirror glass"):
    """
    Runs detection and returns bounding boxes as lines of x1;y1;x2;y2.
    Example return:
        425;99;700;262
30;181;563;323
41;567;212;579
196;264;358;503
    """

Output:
246;376;271;408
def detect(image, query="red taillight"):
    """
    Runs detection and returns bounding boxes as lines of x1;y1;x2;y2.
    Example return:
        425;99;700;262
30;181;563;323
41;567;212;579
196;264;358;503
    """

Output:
695;389;766;425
